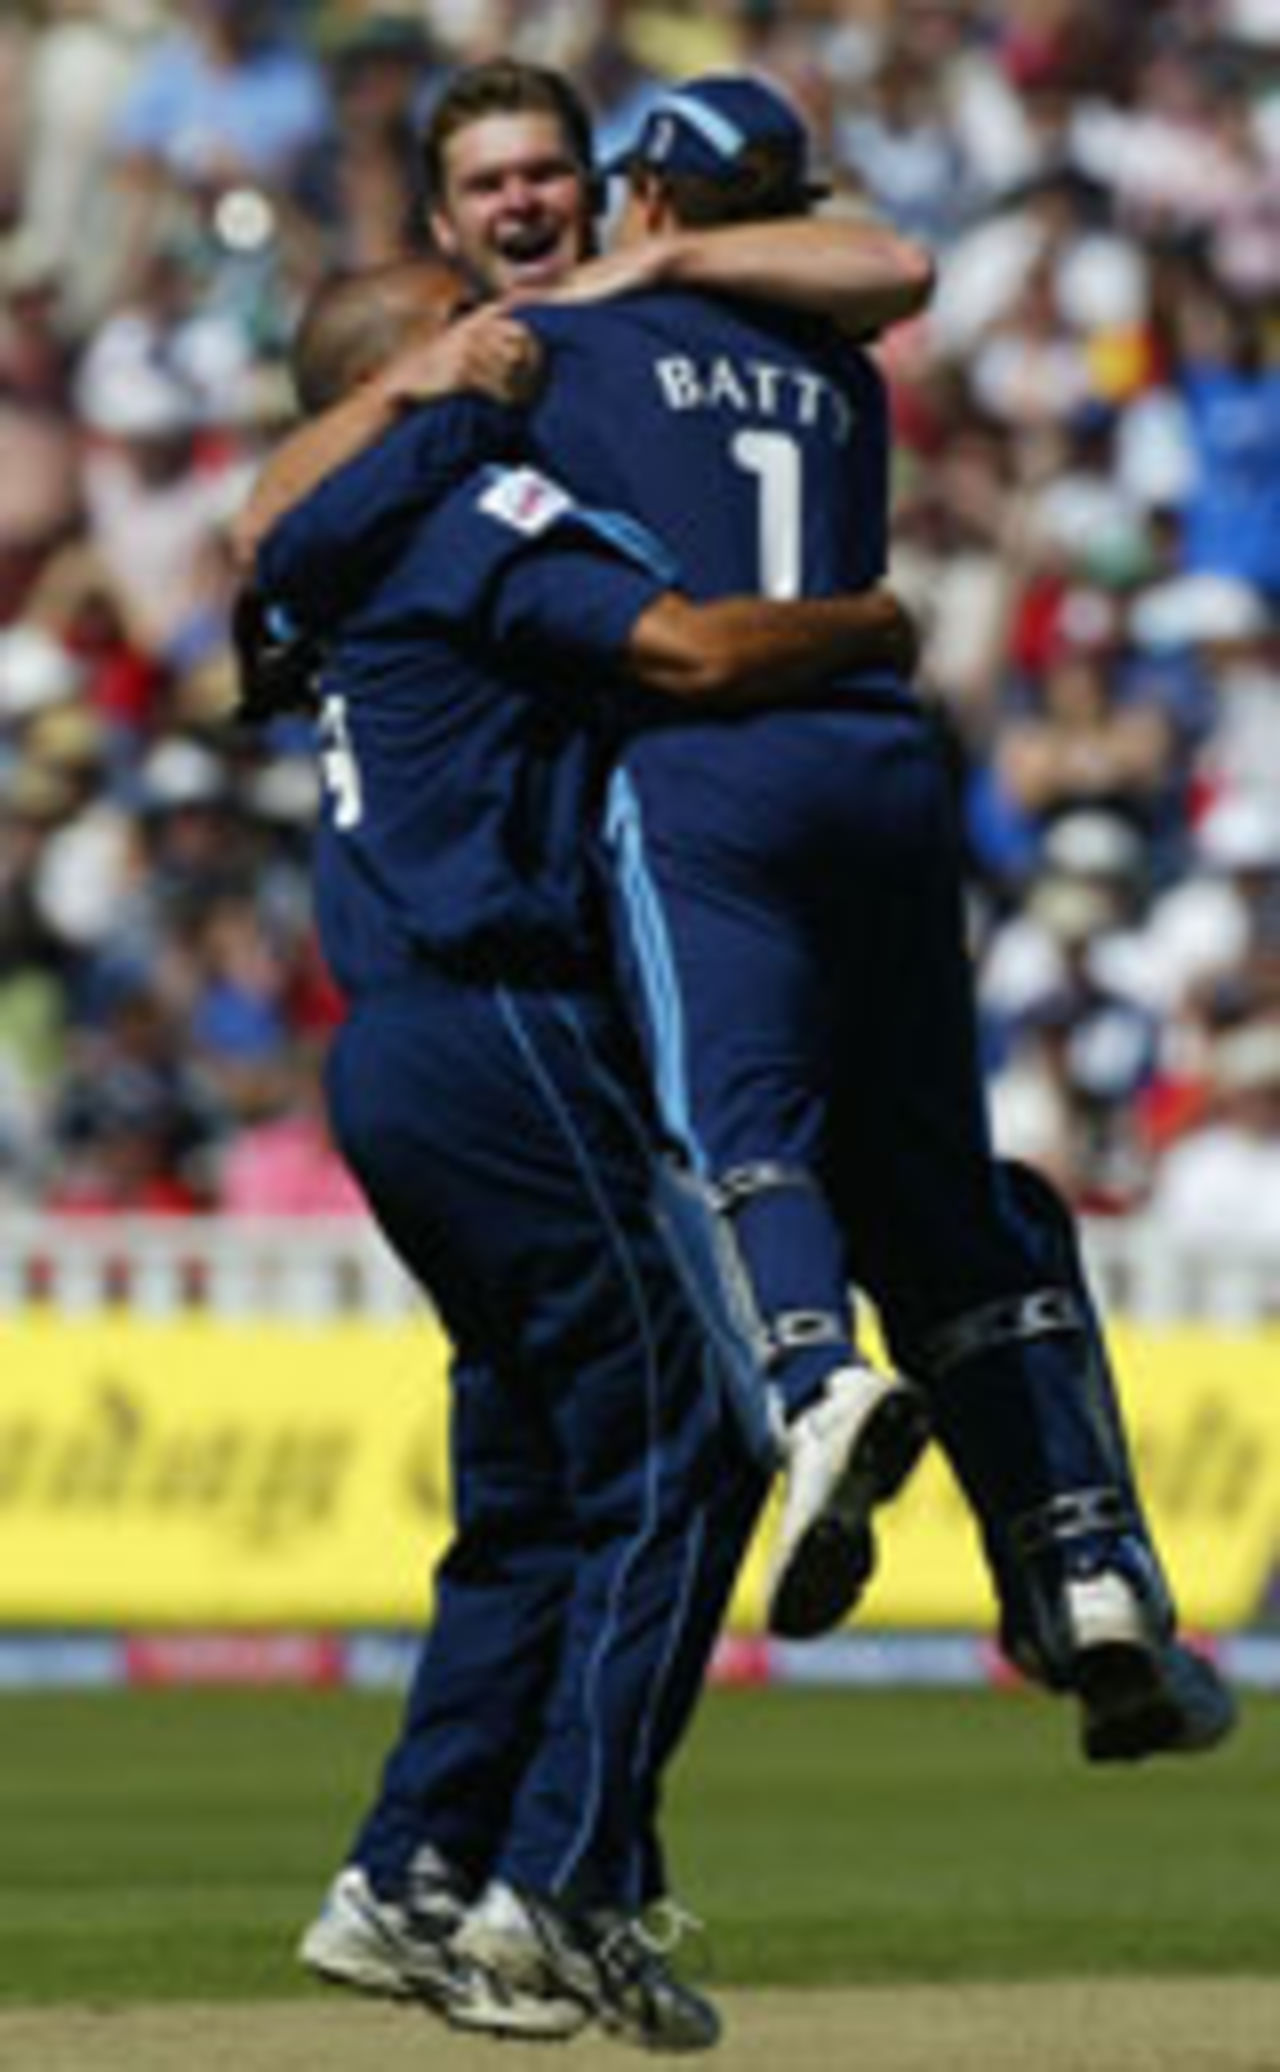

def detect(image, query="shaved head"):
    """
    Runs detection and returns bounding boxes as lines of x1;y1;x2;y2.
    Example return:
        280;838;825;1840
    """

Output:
290;258;473;416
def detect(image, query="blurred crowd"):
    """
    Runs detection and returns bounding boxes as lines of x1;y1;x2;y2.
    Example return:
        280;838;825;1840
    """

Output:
2;0;1280;1234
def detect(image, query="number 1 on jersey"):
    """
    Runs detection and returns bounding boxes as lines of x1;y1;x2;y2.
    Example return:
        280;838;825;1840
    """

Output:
731;429;802;600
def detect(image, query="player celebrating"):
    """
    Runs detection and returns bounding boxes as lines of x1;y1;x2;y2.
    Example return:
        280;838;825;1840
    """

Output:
512;74;1234;1747
249;252;920;2048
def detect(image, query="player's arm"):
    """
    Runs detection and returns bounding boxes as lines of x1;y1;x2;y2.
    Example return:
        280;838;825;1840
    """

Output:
234;307;541;567
255;401;522;621
522;217;935;339
623;586;917;705
482;497;918;707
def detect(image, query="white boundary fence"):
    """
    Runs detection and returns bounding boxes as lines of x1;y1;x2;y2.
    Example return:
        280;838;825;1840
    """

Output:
0;1213;1278;1324
0;1215;421;1320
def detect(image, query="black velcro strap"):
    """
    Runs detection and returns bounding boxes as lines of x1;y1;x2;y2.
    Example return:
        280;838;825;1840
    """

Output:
766;1310;848;1355
1011;1487;1133;1555
707;1162;817;1215
918;1289;1083;1378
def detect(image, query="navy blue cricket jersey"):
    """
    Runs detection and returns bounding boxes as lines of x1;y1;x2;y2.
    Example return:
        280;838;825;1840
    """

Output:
518;290;913;868
524;290;888;604
259;451;667;997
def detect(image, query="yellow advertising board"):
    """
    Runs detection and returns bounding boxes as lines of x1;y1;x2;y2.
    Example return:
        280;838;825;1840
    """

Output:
0;1313;1276;1630
0;1315;451;1627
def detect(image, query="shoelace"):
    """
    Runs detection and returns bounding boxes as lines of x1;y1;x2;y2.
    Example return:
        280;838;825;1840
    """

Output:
593;1898;707;1991
636;1898;704;1956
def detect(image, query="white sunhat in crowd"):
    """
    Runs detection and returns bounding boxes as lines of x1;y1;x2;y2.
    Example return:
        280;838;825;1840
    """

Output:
1130;573;1270;652
1195;793;1280;873
1211;1020;1280;1095
0;626;85;721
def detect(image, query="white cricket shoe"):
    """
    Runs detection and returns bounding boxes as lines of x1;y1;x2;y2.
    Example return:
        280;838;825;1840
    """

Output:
1064;1570;1238;1763
298;1862;585;2037
455;1880;719;2051
766;1363;930;1639
298;1863;459;2000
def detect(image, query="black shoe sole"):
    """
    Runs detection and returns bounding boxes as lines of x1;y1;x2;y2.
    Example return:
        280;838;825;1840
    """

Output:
1079;1642;1237;1763
767;1389;930;1641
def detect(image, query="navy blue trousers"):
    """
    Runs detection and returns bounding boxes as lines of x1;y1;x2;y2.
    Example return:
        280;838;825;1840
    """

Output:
604;699;1167;1642
325;965;765;1910
605;702;1040;1390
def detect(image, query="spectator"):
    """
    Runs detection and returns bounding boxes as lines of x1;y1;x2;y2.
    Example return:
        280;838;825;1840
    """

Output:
75;342;242;665
325;15;442;268
1145;1018;1280;1245
110;1;333;221
971;587;1182;889
47;972;219;1213
833;27;973;245
1138;792;1280;1025
13;0;148;331
1172;284;1280;602
982;811;1161;1206
1128;572;1275;808
217;1043;363;1214
0;243;82;622
20;541;166;744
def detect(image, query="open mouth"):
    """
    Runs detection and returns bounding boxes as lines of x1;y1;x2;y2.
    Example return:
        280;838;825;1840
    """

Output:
495;223;565;273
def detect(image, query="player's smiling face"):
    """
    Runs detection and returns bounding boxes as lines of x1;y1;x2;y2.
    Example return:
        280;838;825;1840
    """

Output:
431;112;592;297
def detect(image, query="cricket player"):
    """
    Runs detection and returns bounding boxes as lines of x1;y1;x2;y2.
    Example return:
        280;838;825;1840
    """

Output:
518;75;1234;1743
249;253;919;2049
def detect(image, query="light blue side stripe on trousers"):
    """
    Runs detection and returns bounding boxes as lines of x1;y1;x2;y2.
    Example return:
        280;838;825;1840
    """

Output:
599;771;781;1470
603;765;702;1171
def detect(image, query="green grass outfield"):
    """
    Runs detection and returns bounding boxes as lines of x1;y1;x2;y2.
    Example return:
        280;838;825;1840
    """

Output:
1;1684;1275;2004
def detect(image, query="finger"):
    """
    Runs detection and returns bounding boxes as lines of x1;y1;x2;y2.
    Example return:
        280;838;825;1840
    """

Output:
491;318;536;352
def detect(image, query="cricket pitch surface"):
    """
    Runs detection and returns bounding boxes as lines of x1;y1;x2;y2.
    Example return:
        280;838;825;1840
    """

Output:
5;1980;1280;2072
